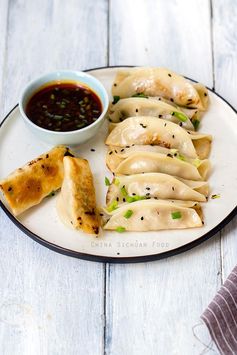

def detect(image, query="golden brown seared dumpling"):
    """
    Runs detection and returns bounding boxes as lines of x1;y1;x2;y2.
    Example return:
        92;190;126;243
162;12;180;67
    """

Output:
0;146;72;216
103;199;203;231
57;156;100;235
112;67;208;110
105;117;212;159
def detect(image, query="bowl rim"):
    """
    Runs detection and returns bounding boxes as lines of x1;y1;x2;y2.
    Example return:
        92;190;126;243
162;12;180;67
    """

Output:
19;69;109;135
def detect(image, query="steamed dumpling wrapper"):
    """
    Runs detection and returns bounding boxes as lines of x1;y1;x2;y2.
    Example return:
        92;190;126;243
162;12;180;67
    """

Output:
57;156;100;234
112;152;210;181
105;116;212;159
106;145;210;180
108;97;194;130
106;173;209;205
112;67;209;110
103;199;203;231
0;146;72;216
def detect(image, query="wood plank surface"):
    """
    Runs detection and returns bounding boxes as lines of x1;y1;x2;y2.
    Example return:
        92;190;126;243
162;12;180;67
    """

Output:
107;1;221;354
212;0;237;280
0;1;107;354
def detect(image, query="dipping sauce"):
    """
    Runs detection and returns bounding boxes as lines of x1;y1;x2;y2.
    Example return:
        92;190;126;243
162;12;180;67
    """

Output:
26;82;102;132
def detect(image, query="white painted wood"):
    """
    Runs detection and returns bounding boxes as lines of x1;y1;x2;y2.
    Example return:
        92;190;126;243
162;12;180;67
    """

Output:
0;1;107;354
109;0;213;87
212;0;237;279
107;1;221;354
0;0;8;119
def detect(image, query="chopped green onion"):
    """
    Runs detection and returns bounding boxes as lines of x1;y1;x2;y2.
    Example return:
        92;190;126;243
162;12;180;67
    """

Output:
211;194;220;199
171;211;182;219
50;94;55;100
114;178;120;186
112;96;120;104
47;191;56;197
107;200;118;212
121;186;128;196
193;158;201;168
132;93;148;98
53;115;64;120
171;111;187;122
105;177;111;186
192;119;200;131
124;210;133;219
126;195;146;203
176;154;186;161
116;226;126;233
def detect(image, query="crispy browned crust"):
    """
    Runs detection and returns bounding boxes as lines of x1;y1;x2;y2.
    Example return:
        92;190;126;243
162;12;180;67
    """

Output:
63;157;100;234
0;146;71;216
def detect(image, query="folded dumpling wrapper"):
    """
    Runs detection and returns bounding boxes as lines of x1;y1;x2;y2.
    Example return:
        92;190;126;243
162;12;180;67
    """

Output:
105;116;212;159
57;156;100;234
113;152;210;181
106;145;210;177
0;146;72;216
112;67;209;110
103;199;203;231
108;97;194;130
106;173;209;205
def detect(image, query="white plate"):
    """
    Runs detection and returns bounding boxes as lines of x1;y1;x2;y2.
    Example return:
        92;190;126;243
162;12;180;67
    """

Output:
0;66;237;263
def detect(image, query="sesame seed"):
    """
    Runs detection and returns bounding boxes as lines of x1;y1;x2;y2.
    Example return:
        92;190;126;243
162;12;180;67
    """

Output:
90;148;95;152
141;216;144;220
168;73;172;77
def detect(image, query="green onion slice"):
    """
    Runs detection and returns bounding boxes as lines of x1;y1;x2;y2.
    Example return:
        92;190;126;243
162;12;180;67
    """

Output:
121;186;128;196
192;119;200;131
107;200;118;212
112;96;120;104
114;178;120;186
105;177;111;186
211;194;220;199
116;226;126;233
124;210;133;219
131;93;148;98
171;211;182;219
171;111;187;122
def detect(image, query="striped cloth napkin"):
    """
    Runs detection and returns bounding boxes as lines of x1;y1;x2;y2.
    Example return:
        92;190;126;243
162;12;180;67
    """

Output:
201;265;237;354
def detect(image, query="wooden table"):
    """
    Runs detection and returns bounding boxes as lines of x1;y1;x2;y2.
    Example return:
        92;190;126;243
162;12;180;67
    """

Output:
0;1;236;354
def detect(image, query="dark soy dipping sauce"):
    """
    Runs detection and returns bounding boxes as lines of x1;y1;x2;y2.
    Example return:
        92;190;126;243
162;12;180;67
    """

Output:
26;82;102;132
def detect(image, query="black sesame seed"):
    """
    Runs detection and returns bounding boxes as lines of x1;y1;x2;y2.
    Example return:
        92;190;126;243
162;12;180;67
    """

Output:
99;213;104;216
121;149;124;152
109;151;113;155
146;187;150;190
91;148;95;152
146;193;150;196
172;187;175;191
179;122;183;127
135;109;138;112
168;73;172;77
123;198;126;202
167;153;173;158
132;193;136;196
114;83;117;87
8;187;12;191
164;123;167;127
202;221;204;225
159;115;162;118
141;216;144;220
172;135;175;138
46;154;49;158
204;93;207;96
114;150;117;153
126;146;130;148
170;98;174;102
116;197;119;201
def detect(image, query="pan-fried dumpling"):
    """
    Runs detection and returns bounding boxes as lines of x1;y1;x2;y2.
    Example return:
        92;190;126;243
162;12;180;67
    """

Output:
57;157;100;234
0;146;72;216
106;173;208;205
112;67;208;110
103;199;203;231
114;152;210;181
105;117;212;159
108;98;194;130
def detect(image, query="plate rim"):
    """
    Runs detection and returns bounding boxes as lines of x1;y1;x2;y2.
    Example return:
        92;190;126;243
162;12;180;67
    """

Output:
0;65;236;264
